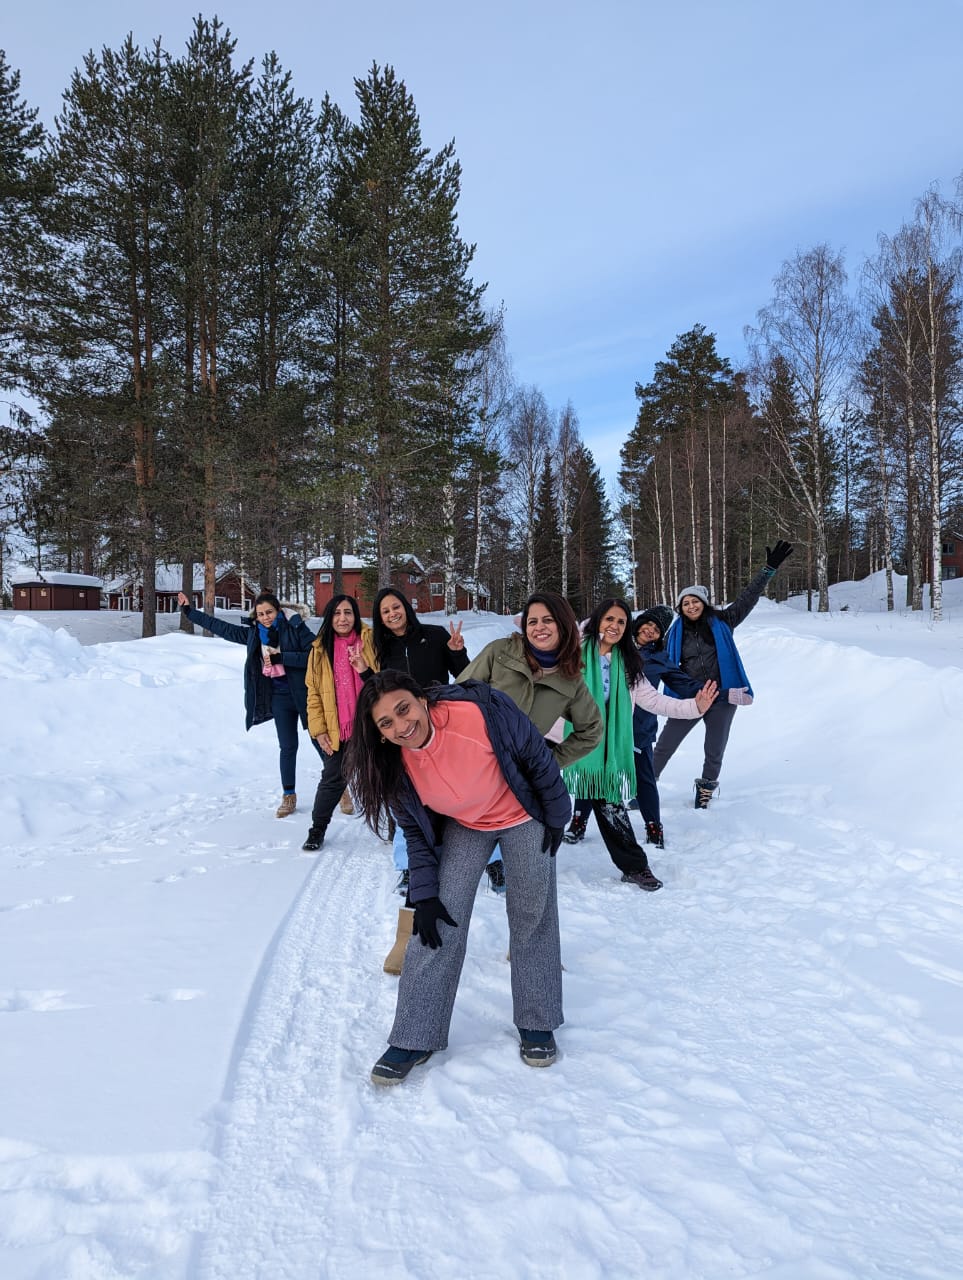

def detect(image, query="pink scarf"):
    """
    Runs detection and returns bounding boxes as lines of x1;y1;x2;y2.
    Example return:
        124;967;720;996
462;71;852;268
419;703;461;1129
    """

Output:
333;633;363;742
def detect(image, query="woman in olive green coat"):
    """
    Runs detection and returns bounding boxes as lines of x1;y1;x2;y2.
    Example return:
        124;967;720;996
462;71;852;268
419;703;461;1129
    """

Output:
453;591;601;894
459;592;603;772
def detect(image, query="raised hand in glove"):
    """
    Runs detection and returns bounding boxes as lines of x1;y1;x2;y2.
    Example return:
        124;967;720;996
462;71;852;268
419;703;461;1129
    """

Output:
541;826;565;857
412;897;458;949
765;539;793;569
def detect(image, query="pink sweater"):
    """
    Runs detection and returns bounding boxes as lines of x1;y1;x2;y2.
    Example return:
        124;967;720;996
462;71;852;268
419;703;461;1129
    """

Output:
402;701;530;831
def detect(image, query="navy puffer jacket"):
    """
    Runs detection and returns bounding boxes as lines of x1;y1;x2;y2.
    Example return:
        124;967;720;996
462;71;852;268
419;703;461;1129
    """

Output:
181;606;316;730
392;680;573;902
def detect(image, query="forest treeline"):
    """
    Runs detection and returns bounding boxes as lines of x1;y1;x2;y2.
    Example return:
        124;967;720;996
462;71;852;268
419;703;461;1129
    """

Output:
1;20;961;632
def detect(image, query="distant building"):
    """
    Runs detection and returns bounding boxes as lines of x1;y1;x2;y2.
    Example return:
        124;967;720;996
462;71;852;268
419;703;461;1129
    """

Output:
941;531;963;581
306;554;488;616
104;564;260;612
11;569;103;611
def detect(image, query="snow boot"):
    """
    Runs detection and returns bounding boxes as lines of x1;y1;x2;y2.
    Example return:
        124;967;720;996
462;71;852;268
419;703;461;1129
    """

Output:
383;907;414;975
694;777;718;810
562;814;588;844
518;1028;557;1067
371;1045;432;1086
276;792;297;818
485;859;507;894
621;859;663;891
301;824;325;852
644;820;665;849
339;790;355;815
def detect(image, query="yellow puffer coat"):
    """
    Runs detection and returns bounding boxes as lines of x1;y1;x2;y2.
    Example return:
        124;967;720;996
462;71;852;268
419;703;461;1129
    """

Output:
306;625;378;749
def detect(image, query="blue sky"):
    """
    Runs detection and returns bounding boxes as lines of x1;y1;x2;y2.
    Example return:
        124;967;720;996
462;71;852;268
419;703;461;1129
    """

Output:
7;0;963;487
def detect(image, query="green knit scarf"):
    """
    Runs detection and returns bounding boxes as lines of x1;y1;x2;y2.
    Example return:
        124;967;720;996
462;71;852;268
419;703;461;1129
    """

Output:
562;640;636;802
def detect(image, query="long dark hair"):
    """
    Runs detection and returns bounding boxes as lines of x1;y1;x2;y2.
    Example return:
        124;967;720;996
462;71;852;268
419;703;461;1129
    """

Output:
521;591;583;680
371;587;421;665
317;593;362;665
582;597;643;687
344;670;442;839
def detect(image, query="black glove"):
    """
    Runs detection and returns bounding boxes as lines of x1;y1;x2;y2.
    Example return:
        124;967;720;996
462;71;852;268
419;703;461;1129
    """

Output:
412;897;458;949
765;539;793;570
541;826;565;857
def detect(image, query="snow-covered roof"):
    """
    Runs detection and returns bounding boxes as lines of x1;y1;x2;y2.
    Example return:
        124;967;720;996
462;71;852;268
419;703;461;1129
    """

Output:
11;568;104;588
306;555;368;571
307;553;426;573
103;563;259;593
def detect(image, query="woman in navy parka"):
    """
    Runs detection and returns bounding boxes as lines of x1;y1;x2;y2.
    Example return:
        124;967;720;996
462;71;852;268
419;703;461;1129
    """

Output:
178;589;319;817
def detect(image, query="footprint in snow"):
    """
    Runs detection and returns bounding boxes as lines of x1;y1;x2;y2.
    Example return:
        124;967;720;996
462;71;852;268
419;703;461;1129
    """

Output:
154;866;208;883
0;895;75;912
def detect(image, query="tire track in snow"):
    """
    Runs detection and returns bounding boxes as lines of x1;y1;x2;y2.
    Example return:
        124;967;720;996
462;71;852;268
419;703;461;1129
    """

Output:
190;836;393;1280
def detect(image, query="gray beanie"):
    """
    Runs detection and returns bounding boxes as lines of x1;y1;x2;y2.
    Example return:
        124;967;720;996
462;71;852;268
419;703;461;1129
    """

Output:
676;584;711;609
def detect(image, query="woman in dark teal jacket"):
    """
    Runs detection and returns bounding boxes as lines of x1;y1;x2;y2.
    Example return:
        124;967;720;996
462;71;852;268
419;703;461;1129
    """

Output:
178;589;319;817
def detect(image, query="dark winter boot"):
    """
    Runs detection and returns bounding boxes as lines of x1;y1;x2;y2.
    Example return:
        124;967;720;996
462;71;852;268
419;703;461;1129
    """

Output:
301;824;325;851
562;814;588;844
485;859;507;894
644;820;665;849
694;778;718;810
621;865;663;892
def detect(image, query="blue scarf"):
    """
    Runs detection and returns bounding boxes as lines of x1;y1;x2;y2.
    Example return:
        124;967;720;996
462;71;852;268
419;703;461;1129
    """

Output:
664;615;753;698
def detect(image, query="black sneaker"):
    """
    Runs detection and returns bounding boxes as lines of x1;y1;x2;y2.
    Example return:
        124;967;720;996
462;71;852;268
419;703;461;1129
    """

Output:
485;859;506;894
518;1028;557;1067
621;868;663;892
395;869;410;895
370;1046;433;1086
301;826;324;852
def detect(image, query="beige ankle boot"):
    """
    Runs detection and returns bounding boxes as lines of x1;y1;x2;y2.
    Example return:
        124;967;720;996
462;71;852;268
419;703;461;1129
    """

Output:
276;793;297;818
383;907;414;975
339;790;355;815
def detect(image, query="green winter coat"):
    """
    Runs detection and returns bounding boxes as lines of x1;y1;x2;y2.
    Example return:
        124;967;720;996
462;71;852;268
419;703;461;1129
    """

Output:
458;632;603;770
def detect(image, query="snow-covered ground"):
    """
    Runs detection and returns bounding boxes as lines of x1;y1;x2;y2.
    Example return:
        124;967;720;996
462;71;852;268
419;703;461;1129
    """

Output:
1;575;961;1279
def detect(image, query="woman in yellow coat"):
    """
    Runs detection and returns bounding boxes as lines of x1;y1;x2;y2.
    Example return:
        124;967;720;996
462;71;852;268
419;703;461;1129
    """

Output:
302;594;378;851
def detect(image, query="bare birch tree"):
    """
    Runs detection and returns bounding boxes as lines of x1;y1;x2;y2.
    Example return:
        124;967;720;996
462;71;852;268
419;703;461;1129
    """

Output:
748;245;855;612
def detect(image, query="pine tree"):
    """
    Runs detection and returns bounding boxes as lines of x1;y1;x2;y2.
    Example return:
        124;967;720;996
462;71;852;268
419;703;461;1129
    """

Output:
0;49;49;396
345;64;490;585
532;454;561;589
567;444;616;617
48;36;174;635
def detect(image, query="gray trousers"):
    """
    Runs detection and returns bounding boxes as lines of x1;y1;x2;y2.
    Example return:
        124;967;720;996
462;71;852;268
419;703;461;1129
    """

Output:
653;700;737;785
389;818;563;1051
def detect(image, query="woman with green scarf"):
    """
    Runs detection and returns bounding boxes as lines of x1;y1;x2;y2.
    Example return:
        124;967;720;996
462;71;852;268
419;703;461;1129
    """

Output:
562;598;718;890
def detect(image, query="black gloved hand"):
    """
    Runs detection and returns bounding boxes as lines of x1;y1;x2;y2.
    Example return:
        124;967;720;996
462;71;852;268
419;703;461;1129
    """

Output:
765;539;793;570
541;826;565;857
412;897;458;949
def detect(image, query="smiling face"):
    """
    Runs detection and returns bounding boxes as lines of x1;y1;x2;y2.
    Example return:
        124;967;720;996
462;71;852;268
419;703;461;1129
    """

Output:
379;593;409;637
331;600;356;635
255;602;278;626
371;690;432;750
635;620;661;645
680;595;705;622
598;606;628;654
525;606;559;653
